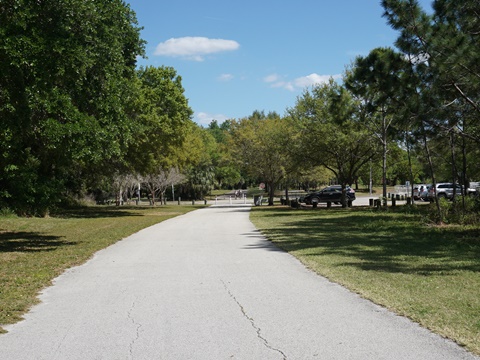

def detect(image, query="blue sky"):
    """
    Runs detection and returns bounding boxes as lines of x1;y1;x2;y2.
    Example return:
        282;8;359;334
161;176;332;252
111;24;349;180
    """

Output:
128;0;432;126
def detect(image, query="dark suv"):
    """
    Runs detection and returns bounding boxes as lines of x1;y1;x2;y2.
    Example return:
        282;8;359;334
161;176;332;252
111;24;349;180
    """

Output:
302;185;356;206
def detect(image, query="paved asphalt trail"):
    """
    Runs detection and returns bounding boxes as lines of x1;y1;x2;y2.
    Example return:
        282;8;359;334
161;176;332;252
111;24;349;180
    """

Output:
1;205;478;360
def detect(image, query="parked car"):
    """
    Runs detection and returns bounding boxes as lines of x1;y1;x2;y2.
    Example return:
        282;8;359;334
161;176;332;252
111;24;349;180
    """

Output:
427;183;476;200
413;184;428;200
470;182;479;197
419;184;432;201
302;185;356;206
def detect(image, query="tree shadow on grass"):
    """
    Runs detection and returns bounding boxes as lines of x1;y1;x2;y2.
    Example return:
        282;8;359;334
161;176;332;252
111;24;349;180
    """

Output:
50;206;145;219
0;231;76;253
256;207;480;275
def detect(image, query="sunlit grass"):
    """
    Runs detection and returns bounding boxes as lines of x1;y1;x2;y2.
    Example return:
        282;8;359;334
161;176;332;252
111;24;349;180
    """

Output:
0;205;203;331
250;205;480;356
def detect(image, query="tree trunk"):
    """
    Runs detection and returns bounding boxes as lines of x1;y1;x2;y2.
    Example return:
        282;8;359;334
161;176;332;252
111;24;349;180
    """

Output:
150;191;155;206
422;127;441;221
405;131;415;203
382;111;388;206
268;181;275;206
116;188;122;206
449;131;458;202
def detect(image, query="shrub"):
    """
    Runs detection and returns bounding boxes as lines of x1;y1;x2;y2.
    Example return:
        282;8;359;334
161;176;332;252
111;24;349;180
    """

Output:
426;196;480;225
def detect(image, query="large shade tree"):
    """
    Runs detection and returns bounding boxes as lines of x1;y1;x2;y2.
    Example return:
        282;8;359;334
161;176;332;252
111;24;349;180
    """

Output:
381;0;480;218
128;66;193;175
229;111;291;205
288;79;377;207
345;47;409;202
0;0;145;214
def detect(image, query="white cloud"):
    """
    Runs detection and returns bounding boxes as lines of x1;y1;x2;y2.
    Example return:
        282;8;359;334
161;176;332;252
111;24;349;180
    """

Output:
265;73;341;91
154;37;240;61
195;112;229;126
264;73;281;83
294;73;341;88
218;73;234;82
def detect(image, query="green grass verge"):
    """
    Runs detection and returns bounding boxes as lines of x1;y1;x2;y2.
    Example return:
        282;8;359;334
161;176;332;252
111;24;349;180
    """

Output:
0;205;204;332
250;205;480;356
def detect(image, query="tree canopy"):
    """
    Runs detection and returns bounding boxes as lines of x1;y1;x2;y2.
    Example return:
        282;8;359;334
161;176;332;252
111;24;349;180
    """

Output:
1;0;479;219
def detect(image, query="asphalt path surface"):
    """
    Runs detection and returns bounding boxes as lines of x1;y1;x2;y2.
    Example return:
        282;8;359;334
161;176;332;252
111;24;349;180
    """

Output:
1;204;478;359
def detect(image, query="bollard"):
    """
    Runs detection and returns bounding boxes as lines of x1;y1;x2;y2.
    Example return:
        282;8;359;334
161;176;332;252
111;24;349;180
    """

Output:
178;197;181;205
192;199;195;205
369;198;374;207
392;197;396;207
204;199;207;205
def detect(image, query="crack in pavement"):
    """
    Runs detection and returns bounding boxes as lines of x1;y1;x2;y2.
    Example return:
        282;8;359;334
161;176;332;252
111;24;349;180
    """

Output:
221;280;287;360
127;301;142;358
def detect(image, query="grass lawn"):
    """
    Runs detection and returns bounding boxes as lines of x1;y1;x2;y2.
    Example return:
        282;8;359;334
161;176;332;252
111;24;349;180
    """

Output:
0;204;204;332
250;205;480;356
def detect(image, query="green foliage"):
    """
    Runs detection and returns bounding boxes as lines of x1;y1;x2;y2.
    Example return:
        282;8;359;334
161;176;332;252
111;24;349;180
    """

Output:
228;113;292;204
184;165;216;200
214;166;242;189
0;0;145;215
206;120;244;188
0;207;16;217
288;80;376;191
426;196;480;225
128;66;193;174
368;0;480;218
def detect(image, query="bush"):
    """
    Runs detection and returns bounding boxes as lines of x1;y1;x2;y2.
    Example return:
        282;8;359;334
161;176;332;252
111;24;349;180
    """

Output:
426;196;480;225
0;207;17;217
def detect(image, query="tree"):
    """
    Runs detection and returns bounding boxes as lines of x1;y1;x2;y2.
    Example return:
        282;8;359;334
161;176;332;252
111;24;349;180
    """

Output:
128;66;193;175
142;168;185;205
346;47;409;202
229;112;291;205
0;0;145;214
382;0;480;218
206;120;242;189
174;124;222;200
288;80;377;207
